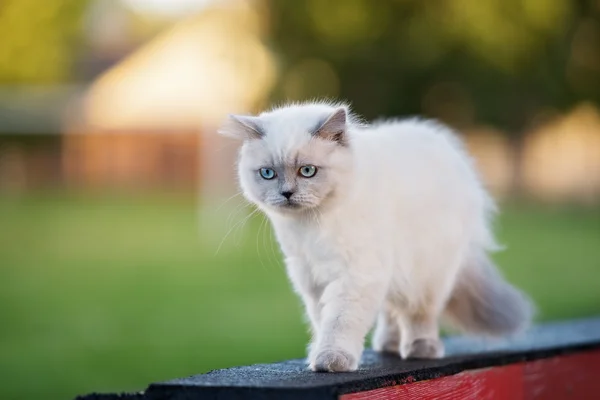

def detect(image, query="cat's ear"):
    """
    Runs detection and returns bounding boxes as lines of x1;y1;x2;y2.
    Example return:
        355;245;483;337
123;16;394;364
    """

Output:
218;114;264;141
313;107;347;145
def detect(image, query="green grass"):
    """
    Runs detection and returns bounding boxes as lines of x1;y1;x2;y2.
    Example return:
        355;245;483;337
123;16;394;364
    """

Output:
0;193;599;400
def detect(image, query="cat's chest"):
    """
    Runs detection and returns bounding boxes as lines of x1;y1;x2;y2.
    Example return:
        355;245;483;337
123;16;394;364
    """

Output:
294;226;348;284
275;218;357;272
281;222;340;260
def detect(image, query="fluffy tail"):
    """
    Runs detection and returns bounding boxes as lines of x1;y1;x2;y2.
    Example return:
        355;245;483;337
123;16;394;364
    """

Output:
445;251;534;336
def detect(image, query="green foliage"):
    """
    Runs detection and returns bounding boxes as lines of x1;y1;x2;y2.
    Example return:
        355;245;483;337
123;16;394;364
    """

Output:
2;0;598;133
0;193;599;399
0;0;89;84
270;0;600;132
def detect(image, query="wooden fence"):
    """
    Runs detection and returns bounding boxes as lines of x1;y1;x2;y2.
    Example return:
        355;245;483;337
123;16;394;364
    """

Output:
77;316;600;399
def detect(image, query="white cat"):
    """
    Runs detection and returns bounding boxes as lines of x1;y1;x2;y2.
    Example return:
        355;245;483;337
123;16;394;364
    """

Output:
219;101;533;372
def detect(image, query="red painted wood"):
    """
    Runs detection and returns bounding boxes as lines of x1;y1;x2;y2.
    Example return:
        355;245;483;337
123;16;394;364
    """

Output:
341;364;523;400
523;350;600;399
341;350;600;400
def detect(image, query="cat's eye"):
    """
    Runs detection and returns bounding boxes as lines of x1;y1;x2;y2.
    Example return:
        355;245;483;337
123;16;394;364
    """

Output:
259;168;276;180
299;165;317;178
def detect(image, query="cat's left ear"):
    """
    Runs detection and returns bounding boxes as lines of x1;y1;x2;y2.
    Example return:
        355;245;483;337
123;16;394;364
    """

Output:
313;107;347;145
218;114;264;141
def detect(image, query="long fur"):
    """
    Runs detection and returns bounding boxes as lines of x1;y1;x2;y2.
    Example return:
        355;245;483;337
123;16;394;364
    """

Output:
445;250;534;335
221;101;533;372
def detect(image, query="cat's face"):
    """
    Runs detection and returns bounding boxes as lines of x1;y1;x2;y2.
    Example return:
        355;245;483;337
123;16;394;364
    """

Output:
221;105;353;215
238;137;351;213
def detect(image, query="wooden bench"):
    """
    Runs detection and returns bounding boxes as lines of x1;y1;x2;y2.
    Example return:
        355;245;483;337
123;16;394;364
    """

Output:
77;316;600;399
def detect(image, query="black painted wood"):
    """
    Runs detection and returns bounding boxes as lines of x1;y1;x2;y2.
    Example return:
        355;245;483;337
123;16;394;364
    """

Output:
76;316;600;400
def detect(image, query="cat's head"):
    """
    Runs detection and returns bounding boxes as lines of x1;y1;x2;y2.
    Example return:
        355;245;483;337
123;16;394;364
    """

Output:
219;103;356;215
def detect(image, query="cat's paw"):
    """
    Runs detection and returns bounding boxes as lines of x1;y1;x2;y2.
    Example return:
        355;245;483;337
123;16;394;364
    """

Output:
372;333;400;354
310;349;358;372
401;338;444;359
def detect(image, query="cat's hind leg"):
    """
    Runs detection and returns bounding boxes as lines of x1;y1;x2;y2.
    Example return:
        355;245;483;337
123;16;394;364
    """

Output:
372;305;401;354
398;308;444;359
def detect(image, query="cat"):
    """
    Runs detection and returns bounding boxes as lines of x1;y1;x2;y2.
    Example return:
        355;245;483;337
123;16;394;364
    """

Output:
219;101;533;372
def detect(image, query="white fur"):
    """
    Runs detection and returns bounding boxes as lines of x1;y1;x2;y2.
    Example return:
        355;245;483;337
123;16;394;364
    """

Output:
221;102;531;372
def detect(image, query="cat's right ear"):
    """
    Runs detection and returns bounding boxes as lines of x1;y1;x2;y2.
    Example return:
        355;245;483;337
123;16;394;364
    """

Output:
218;115;264;141
313;107;348;145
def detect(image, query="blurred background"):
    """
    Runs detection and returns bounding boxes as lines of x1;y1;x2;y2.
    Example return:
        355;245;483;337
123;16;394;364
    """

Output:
0;0;599;398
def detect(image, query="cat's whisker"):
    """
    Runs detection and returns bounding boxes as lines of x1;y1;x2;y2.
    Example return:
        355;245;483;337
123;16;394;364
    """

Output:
256;213;271;272
234;206;260;246
268;223;282;269
261;215;276;270
216;192;243;212
312;208;325;245
259;215;268;269
224;199;251;229
215;206;259;256
312;208;322;229
265;218;279;270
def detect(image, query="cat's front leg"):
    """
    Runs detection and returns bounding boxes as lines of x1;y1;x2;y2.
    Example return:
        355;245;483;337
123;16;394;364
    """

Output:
285;257;323;336
309;279;384;372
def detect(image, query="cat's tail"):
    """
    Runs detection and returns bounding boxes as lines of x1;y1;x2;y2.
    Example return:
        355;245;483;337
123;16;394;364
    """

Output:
444;251;534;336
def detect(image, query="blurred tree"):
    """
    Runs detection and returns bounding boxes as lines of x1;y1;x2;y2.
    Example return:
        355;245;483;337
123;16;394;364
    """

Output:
269;0;600;191
269;0;600;131
0;0;89;84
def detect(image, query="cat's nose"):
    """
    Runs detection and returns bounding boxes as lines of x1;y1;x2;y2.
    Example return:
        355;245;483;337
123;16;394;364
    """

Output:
281;191;294;199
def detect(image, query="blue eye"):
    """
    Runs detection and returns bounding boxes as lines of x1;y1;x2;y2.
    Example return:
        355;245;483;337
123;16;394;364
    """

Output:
299;165;317;178
259;168;276;180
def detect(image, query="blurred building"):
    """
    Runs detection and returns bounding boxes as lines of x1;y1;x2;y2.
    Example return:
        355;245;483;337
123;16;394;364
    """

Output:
1;0;275;194
65;1;274;193
0;85;83;192
0;0;599;204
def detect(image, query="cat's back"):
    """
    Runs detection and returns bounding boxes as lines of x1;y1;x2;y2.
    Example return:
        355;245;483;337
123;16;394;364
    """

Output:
351;118;465;158
347;118;485;219
350;118;474;180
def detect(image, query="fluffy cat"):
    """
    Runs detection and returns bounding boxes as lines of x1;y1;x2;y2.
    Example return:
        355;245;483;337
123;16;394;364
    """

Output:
219;101;533;372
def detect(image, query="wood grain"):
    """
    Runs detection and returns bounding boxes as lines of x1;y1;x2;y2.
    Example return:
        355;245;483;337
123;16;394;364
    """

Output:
342;350;600;400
